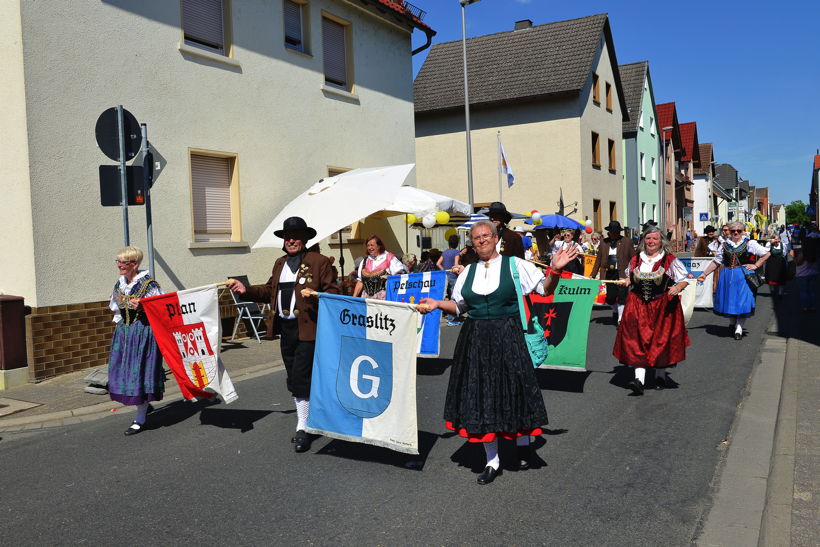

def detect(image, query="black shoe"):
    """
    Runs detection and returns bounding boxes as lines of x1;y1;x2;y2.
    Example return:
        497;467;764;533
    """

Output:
124;421;144;436
477;466;500;485
654;376;667;390
293;430;312;453
628;379;645;396
517;446;532;471
734;331;742;340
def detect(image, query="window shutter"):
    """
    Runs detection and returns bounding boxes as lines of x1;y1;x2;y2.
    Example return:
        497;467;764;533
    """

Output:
284;1;302;50
191;154;232;238
182;0;225;53
323;17;347;87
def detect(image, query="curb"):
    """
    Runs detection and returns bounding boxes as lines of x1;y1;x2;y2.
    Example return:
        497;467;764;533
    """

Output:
0;362;282;433
695;316;789;546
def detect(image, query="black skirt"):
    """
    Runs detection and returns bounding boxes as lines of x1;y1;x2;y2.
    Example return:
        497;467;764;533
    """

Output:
444;316;548;435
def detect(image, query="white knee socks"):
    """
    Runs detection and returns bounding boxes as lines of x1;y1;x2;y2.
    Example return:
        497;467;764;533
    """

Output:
634;367;646;384
484;440;500;470
135;402;150;425
294;397;310;431
735;317;746;335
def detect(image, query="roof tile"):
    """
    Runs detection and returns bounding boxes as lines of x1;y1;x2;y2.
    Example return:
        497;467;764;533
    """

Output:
618;61;648;134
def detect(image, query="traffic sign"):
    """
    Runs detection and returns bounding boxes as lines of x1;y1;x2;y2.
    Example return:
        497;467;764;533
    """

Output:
99;165;145;206
95;107;140;162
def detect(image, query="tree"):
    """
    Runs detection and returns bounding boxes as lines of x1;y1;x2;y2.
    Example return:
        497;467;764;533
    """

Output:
785;200;810;225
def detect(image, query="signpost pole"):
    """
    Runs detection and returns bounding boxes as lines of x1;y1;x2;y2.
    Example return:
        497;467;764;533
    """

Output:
116;105;130;246
140;124;156;278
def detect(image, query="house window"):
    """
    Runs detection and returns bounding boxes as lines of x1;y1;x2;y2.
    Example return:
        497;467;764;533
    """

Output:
592;73;600;104
608;139;616;173
651;157;657;181
640;152;646;178
641;202;647;224
649;116;656;136
605;82;612;111
639;111;644;130
593;199;602;232
323;14;351;90
591;132;600;167
609;201;617;223
182;0;228;55
652;204;657;222
190;152;240;242
284;0;308;53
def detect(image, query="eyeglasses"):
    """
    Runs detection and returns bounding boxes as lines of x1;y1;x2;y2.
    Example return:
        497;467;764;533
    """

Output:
729;229;743;234
472;234;494;242
115;260;136;265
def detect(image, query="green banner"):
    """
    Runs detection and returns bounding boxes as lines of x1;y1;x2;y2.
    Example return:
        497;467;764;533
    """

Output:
527;279;600;371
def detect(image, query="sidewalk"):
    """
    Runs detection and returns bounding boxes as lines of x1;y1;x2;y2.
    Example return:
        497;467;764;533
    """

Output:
0;336;284;432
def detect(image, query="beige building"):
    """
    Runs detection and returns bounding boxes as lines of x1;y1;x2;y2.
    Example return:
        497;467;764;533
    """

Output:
413;14;627;233
0;0;432;383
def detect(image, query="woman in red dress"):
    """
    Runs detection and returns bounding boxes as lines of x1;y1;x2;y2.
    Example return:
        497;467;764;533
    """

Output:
613;226;691;395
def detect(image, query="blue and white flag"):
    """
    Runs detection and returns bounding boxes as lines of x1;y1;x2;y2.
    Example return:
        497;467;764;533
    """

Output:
385;270;445;357
307;293;419;454
678;257;714;308
499;140;515;188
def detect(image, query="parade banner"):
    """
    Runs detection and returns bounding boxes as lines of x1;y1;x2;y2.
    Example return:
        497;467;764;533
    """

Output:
678;257;714;308
307;293;419;454
385;270;445;357
141;285;238;404
525;278;600;371
582;254;596;277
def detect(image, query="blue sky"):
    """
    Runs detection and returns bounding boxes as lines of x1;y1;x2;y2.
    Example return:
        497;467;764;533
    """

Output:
409;0;820;206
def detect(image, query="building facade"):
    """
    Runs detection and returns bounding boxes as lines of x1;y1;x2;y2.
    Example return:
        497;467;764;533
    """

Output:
657;102;682;239
692;142;714;234
413;14;627;233
0;0;432;383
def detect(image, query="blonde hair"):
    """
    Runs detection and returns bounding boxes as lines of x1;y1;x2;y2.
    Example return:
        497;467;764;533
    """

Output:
116;246;144;265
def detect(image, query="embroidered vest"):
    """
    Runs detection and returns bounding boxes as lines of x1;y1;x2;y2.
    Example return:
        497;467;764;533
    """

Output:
461;255;519;320
115;275;157;326
722;241;750;268
361;252;395;295
630;254;674;302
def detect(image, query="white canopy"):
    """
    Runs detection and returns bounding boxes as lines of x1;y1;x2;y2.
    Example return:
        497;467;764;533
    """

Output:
379;186;471;217
252;164;414;249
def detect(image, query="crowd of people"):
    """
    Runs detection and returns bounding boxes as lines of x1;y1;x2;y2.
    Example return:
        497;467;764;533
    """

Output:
104;205;820;486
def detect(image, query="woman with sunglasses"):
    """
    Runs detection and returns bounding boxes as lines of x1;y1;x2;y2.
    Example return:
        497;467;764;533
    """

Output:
107;247;164;435
697;222;771;340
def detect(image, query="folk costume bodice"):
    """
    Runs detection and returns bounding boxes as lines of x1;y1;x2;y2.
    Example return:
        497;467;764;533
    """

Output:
629;253;675;302
360;252;396;296
721;240;751;268
112;272;161;326
461;255;519;320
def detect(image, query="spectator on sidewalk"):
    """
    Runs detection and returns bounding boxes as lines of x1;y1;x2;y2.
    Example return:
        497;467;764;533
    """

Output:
794;236;819;312
437;235;461;299
107;246;164;436
764;235;790;297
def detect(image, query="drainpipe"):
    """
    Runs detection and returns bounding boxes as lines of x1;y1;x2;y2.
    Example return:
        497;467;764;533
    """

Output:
412;28;435;55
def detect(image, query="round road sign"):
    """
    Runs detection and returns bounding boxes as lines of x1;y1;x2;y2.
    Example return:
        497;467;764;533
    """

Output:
95;107;141;162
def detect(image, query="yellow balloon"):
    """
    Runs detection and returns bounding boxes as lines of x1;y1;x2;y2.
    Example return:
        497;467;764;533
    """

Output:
435;211;450;225
445;228;457;240
405;214;417;225
534;218;543;225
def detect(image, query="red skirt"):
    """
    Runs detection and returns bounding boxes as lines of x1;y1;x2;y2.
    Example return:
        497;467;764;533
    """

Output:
613;291;690;368
445;421;543;443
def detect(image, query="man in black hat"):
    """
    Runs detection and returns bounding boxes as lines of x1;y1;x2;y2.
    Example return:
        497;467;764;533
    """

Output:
487;201;525;259
590;220;635;324
227;217;338;452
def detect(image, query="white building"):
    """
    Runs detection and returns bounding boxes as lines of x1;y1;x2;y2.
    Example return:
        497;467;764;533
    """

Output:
0;0;433;383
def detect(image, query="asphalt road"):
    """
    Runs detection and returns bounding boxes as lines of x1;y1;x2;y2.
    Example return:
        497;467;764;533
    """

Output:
0;291;776;546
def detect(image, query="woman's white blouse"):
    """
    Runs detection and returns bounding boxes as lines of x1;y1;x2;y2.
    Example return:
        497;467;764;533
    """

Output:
552;240;582;254
624;252;689;283
450;256;545;315
711;238;769;264
109;270;162;323
357;252;406;279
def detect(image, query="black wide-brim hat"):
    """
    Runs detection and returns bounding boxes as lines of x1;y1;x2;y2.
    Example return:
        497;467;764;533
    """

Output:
703;225;716;234
604;220;623;233
274;216;317;240
487;201;512;223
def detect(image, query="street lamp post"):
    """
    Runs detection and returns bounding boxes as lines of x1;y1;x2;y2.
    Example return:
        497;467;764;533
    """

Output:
460;0;481;211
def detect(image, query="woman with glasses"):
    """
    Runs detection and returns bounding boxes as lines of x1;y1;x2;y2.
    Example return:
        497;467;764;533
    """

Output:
418;221;578;485
697;222;771;339
582;232;602;256
107;247;164;435
550;229;583;274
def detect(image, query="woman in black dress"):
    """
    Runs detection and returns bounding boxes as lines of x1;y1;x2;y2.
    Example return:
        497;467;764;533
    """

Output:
764;234;790;297
419;221;578;485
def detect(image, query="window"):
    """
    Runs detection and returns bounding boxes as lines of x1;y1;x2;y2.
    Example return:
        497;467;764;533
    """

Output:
608;139;616;173
640;152;646;178
641;202;647;224
592;73;600;104
609;201;617;223
323;14;350;90
605;82;612;111
651;157;657;181
593;199;602;232
190;152;240;242
650;116;656;136
284;0;308;53
652;204;657;222
591;132;600;167
182;0;227;55
639;111;644;130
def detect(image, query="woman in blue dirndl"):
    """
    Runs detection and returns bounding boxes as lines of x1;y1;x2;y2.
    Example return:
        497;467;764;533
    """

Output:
698;222;770;340
108;247;165;435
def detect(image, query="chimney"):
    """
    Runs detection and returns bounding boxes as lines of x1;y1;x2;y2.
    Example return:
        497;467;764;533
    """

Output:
514;19;532;31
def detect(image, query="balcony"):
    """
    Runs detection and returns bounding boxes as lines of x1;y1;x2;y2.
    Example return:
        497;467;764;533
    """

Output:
398;0;426;21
